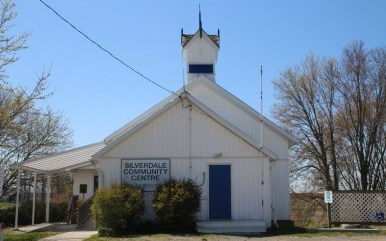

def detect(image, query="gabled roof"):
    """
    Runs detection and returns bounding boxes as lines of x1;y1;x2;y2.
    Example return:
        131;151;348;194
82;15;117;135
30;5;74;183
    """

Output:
181;28;220;48
15;142;106;173
94;92;277;160
184;93;278;159
17;77;297;171
103;76;298;148
190;76;299;146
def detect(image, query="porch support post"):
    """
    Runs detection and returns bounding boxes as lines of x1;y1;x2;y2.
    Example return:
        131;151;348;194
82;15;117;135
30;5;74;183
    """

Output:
14;169;20;229
45;174;51;223
32;172;37;225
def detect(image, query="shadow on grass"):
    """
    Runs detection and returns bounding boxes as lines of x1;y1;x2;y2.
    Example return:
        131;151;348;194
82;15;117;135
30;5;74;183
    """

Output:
4;230;60;241
265;226;307;236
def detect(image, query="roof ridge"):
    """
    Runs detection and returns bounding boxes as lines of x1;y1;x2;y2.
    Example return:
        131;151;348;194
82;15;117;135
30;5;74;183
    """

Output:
181;28;220;48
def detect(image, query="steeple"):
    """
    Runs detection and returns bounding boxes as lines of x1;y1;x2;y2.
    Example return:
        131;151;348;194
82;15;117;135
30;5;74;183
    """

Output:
181;9;220;83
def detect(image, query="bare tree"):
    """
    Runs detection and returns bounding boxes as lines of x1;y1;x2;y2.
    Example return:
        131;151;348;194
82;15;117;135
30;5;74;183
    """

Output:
334;42;386;190
274;41;386;191
273;55;340;191
0;0;72;197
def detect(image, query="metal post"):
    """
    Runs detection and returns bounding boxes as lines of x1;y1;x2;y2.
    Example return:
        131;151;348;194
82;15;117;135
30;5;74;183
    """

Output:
32;172;37;225
327;203;332;228
45;174;51;223
14;170;20;230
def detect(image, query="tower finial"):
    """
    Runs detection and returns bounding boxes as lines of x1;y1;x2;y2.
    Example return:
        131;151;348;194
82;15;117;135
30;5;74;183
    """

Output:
199;4;202;38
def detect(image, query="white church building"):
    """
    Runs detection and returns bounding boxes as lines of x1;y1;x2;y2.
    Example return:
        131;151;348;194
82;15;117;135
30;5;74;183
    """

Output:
16;17;297;233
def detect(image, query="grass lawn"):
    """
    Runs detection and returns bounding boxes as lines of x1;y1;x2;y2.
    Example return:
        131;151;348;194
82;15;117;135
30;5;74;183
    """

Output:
0;202;15;210
3;230;59;241
84;229;386;241
85;233;240;241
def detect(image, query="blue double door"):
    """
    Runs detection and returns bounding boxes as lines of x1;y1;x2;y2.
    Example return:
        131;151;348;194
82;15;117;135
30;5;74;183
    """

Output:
209;165;231;220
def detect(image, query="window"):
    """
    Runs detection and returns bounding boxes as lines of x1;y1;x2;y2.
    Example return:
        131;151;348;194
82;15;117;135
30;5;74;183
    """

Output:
189;64;213;74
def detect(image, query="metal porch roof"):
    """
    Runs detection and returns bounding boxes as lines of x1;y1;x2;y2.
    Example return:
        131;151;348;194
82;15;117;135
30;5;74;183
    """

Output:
16;142;106;173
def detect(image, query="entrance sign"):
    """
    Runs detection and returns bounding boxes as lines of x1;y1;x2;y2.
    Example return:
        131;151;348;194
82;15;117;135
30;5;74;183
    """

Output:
121;159;170;192
324;191;333;203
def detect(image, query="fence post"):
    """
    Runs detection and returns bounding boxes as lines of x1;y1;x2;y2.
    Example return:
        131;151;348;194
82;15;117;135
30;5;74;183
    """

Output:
327;203;331;228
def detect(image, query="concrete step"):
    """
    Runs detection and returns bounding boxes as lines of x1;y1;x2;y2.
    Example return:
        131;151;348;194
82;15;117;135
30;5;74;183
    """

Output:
197;220;266;234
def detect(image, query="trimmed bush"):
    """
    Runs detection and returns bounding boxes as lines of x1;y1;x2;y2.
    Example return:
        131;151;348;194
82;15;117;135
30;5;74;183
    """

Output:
91;183;144;236
0;201;67;227
153;179;201;231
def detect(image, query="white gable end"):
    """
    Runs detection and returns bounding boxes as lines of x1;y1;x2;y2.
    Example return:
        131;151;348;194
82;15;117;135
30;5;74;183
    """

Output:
183;32;219;64
99;100;261;160
188;78;289;159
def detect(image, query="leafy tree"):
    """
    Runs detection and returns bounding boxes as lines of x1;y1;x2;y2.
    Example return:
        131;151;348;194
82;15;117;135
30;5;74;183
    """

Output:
0;0;72;197
273;41;385;191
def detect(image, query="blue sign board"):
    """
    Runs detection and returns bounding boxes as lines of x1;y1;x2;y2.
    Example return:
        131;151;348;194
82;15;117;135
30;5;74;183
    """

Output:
376;212;384;221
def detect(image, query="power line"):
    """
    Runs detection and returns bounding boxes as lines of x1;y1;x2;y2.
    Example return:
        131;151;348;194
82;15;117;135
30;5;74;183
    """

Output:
37;0;178;96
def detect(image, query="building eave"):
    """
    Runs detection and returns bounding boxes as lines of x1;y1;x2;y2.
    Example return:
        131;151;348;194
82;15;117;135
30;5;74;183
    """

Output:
15;142;105;173
185;93;278;160
94;97;181;159
182;28;220;48
95;91;277;161
98;76;297;160
190;77;299;146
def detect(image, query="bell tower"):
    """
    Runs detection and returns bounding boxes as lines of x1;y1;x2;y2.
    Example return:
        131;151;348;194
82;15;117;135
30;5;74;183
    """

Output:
181;9;220;83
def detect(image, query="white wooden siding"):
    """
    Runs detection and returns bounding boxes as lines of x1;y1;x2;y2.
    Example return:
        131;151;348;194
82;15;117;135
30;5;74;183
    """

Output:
270;160;290;220
183;33;218;64
101;103;260;159
191;158;268;221
190;83;289;159
189;82;291;221
72;169;98;201
97;100;271;222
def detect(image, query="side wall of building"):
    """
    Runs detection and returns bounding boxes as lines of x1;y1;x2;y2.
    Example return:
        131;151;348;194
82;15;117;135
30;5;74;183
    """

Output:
97;102;272;224
270;160;290;220
72;169;98;201
189;82;291;221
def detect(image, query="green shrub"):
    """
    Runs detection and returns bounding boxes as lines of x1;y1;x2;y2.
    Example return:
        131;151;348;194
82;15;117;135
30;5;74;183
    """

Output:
152;179;201;232
91;183;144;236
0;201;68;227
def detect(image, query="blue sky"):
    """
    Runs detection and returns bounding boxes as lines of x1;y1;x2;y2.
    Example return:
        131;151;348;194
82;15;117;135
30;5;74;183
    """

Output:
7;0;386;147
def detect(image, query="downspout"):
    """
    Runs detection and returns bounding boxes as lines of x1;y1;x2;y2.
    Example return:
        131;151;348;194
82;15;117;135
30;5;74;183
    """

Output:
271;204;279;228
261;159;265;226
180;92;192;179
189;105;192;179
91;160;104;188
269;161;279;228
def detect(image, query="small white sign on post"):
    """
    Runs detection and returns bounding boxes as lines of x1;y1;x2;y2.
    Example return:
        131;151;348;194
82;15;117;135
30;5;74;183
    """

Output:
324;191;333;203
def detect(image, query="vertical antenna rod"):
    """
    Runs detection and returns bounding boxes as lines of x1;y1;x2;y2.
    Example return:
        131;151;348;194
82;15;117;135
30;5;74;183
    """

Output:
260;65;263;148
199;4;203;38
